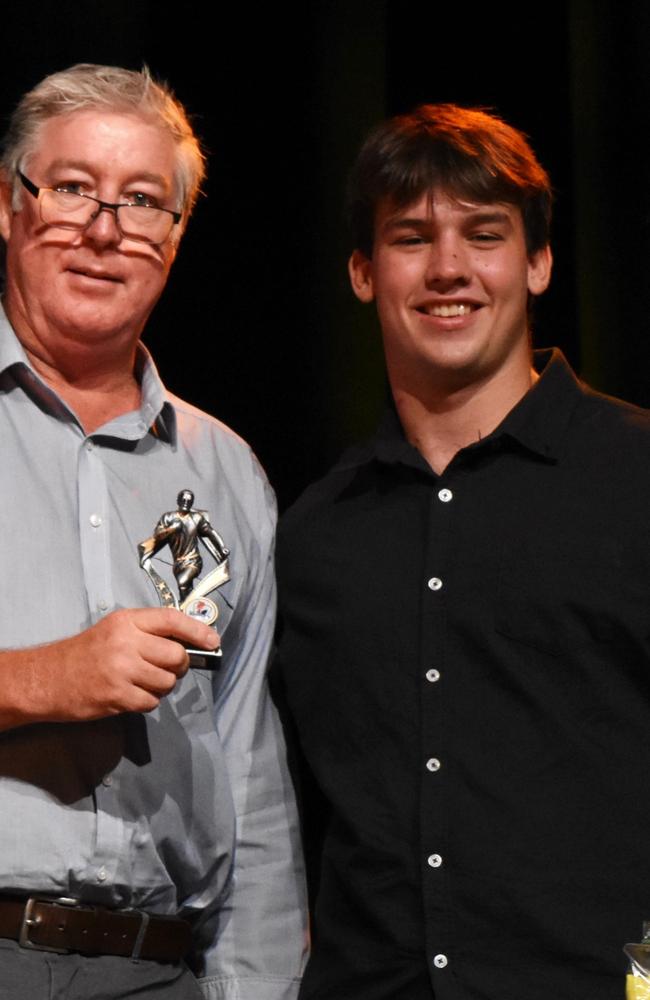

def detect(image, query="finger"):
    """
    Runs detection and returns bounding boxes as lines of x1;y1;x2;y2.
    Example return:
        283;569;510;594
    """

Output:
132;607;220;650
133;661;184;698
138;633;191;676
115;688;162;715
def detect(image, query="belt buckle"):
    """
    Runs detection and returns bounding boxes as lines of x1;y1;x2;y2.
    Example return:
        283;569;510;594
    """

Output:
19;896;80;954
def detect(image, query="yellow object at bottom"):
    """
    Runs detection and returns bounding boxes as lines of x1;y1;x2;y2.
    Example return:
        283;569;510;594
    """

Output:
627;974;650;999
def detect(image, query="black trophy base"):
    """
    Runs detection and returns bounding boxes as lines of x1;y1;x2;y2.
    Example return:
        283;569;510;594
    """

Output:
186;646;223;670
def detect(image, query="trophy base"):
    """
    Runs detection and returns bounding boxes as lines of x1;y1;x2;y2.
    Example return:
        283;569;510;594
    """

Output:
186;646;223;670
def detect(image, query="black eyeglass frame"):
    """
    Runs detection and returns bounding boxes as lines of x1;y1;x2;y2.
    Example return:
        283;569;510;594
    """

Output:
17;170;182;244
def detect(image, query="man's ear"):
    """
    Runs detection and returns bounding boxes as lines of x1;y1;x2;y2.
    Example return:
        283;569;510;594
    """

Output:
348;249;375;303
527;244;553;296
0;175;14;243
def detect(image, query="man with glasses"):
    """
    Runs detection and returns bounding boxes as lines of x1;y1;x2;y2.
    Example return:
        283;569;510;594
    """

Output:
0;64;306;999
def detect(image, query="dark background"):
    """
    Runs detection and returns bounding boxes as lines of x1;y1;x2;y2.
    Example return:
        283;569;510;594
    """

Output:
2;1;648;509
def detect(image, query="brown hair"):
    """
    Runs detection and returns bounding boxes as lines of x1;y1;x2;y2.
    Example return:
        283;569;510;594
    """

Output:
348;103;552;257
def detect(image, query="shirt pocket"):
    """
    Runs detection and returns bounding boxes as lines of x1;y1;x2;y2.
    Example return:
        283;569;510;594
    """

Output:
493;529;648;657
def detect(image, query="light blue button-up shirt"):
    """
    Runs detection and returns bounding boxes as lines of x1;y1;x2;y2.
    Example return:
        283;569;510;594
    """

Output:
0;305;307;1000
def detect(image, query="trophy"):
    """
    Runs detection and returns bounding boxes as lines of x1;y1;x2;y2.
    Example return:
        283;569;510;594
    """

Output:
138;490;230;669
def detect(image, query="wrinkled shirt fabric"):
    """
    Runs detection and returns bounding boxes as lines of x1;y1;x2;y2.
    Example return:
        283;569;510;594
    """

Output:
275;349;650;1000
0;305;307;1000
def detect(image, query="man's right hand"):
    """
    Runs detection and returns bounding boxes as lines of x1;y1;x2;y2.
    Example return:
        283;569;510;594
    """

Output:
0;607;220;731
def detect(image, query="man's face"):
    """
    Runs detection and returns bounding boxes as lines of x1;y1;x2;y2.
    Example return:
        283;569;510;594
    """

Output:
0;109;182;356
349;190;552;397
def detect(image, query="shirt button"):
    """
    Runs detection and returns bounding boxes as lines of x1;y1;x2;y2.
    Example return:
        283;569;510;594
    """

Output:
426;669;440;683
97;867;107;882
433;954;448;969
438;488;453;503
427;577;443;591
427;853;443;868
426;758;441;772
97;600;109;613
89;514;102;528
102;775;113;787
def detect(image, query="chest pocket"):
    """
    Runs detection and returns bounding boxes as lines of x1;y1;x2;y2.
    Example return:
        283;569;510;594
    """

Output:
494;526;647;657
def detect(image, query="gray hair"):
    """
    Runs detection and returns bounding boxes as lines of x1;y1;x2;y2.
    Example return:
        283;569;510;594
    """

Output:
0;63;206;219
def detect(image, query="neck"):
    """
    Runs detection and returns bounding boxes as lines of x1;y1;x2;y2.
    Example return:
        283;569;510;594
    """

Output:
26;348;142;434
391;359;538;475
4;297;142;434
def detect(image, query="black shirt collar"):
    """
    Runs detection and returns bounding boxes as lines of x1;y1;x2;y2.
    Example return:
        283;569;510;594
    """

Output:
371;348;583;472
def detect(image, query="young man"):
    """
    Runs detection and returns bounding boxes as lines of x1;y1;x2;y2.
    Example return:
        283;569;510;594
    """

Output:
275;105;650;1000
0;65;306;999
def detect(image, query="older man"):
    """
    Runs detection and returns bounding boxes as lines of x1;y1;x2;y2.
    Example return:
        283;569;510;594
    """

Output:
0;64;306;999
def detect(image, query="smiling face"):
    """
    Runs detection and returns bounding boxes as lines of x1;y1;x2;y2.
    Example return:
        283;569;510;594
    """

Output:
349;190;552;401
0;109;182;370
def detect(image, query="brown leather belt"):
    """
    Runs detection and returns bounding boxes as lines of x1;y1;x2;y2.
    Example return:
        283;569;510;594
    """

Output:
0;895;192;961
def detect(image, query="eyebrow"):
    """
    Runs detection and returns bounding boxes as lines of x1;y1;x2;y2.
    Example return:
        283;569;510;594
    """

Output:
462;209;513;226
382;208;514;232
43;159;170;190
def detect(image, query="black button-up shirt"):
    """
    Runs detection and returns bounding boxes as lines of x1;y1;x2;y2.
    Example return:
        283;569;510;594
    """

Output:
275;350;650;1000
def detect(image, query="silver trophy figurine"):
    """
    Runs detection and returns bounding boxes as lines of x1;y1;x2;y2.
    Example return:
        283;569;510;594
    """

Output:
138;490;230;669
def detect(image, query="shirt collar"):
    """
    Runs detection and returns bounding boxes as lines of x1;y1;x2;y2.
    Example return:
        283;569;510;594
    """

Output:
0;299;176;444
0;301;30;373
491;348;583;461
372;348;583;471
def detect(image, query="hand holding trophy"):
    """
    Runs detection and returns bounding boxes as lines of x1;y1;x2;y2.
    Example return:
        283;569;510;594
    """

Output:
138;490;230;668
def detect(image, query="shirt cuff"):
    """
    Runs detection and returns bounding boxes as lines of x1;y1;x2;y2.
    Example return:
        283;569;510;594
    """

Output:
198;976;301;1000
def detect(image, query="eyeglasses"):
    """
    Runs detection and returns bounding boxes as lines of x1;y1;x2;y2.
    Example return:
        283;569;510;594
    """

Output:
17;171;182;246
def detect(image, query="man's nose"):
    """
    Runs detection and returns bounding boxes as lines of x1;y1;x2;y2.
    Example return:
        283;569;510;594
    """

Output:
82;205;122;247
424;235;469;287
